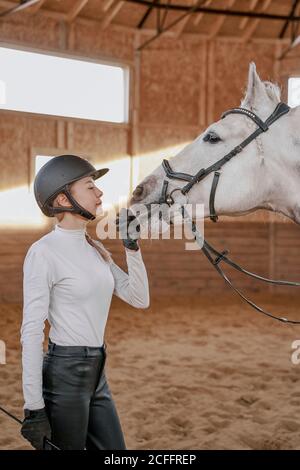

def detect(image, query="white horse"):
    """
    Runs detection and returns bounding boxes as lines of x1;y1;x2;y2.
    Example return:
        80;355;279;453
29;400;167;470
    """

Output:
130;63;300;225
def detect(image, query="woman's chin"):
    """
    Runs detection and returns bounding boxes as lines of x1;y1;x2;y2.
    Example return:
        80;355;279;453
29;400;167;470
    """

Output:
95;205;104;217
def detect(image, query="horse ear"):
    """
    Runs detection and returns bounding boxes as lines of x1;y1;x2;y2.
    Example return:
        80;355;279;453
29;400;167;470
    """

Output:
241;62;279;115
242;62;267;111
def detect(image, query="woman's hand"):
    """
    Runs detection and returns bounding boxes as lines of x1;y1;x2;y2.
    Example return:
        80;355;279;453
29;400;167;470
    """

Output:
21;408;52;450
116;208;141;251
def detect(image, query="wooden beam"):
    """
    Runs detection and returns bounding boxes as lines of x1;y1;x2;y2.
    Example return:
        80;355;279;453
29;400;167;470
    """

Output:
239;0;259;30
137;0;204;50
30;0;46;14
173;0;198;38
198;38;207;127
209;0;236;38
193;0;211;26
279;0;300;39
72;15;290;44
102;0;115;12
127;1;300;21
67;0;89;23
0;0;67;20
242;0;272;42
100;0;124;30
207;40;215;124
56;121;66;149
0;0;291;43
138;0;159;29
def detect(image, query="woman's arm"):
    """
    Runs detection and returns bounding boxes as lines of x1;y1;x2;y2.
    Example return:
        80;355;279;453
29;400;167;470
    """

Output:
20;244;52;410
109;247;150;309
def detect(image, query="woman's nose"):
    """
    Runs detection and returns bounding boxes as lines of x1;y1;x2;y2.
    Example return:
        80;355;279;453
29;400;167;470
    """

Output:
96;188;103;197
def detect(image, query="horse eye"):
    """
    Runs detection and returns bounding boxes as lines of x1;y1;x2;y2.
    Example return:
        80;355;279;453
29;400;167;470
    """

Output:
203;132;221;144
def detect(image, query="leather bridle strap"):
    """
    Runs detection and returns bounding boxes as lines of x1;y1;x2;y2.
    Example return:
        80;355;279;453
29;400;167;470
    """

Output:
209;171;220;223
207;103;291;221
181;103;290;195
154;102;300;325
160;102;291;222
162;159;195;182
181;207;300;325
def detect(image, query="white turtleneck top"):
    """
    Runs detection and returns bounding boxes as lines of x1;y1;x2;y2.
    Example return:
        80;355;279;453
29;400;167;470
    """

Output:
21;224;150;410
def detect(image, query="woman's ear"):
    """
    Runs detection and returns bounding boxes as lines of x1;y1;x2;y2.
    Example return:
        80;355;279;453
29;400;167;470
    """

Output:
53;192;72;208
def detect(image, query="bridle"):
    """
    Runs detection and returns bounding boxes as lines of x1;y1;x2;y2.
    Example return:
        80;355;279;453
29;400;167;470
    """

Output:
159;102;290;221
156;102;300;325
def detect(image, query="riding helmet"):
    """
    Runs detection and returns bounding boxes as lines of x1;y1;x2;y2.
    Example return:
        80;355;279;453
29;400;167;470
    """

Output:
34;154;109;220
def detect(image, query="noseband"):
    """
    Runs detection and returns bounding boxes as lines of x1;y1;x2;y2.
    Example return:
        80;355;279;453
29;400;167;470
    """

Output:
160;102;290;222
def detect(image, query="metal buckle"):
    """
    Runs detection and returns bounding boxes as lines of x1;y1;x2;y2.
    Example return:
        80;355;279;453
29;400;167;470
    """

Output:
213;250;229;265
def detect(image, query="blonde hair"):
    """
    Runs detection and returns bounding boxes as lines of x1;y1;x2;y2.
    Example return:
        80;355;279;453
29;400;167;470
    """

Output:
85;233;113;264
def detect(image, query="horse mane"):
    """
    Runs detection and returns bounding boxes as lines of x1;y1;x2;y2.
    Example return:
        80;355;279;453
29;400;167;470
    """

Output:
263;81;281;103
241;80;281;108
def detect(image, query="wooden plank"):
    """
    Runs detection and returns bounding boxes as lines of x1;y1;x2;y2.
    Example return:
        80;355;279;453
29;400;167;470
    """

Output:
30;0;46;14
0;0;67;20
99;0;124;31
102;0;115;12
238;0;259;30
67;0;89;23
193;0;212;26
242;0;272;42
208;0;236;38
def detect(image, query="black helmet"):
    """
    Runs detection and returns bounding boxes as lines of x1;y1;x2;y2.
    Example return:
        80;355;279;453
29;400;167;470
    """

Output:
34;154;109;220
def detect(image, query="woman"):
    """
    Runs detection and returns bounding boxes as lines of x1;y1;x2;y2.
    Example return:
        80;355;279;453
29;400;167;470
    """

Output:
20;154;149;450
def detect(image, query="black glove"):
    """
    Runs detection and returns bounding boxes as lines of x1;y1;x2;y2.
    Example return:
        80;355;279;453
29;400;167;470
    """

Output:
21;408;52;450
116;208;140;251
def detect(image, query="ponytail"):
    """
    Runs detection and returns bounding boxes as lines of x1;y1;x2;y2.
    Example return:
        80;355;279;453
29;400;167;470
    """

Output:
85;233;113;264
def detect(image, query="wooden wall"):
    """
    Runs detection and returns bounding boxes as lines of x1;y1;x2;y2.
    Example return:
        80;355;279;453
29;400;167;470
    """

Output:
0;13;300;302
2;219;300;302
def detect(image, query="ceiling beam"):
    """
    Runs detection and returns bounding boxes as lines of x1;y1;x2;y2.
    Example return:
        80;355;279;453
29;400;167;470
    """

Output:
208;0;236;38
173;0;202;38
126;0;300;21
100;0;124;30
279;0;300;38
137;0;203;50
0;0;42;17
67;0;89;23
193;0;210;26
242;0;272;42
102;0;115;11
0;0;67;20
239;0;259;30
30;0;46;14
138;0;159;29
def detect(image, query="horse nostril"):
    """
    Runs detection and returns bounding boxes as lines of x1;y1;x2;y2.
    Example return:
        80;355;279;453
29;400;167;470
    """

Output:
133;185;144;199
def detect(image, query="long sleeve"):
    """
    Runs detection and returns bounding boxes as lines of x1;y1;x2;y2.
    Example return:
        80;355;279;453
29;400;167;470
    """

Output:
109;248;150;309
20;245;52;410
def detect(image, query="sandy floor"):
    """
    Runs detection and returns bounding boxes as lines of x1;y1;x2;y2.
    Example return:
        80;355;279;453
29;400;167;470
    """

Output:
1;293;300;450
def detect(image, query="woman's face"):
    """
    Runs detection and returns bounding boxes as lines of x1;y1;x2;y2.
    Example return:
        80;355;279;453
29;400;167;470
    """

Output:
71;176;103;217
54;176;103;218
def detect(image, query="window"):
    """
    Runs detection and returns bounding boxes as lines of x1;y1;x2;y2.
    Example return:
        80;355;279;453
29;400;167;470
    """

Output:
0;79;5;105
0;46;128;122
35;155;54;176
288;78;300;108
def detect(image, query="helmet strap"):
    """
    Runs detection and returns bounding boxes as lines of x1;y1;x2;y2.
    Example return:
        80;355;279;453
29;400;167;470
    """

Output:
47;184;96;220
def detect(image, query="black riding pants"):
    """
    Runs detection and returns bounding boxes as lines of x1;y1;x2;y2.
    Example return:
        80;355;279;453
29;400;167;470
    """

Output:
42;340;126;450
